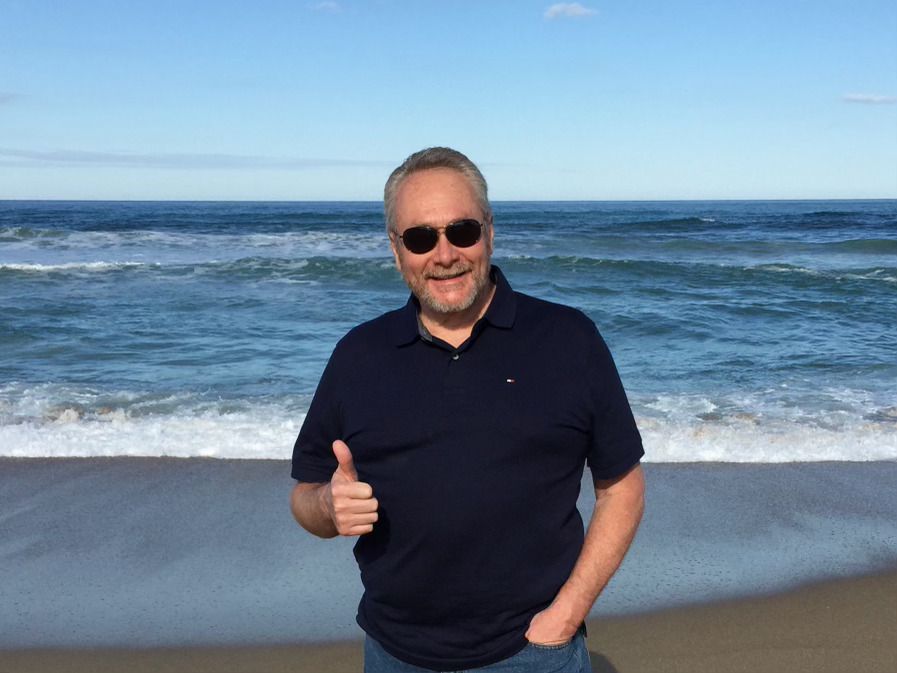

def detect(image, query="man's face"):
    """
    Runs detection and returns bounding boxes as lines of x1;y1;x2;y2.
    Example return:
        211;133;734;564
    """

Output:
390;168;494;318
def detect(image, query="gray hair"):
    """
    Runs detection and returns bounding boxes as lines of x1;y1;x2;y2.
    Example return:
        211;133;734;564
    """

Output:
383;147;492;233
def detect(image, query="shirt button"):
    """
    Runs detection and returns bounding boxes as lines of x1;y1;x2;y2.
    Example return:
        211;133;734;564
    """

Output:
452;353;460;360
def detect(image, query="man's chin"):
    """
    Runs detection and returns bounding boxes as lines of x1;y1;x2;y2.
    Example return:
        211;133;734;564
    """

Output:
420;293;476;315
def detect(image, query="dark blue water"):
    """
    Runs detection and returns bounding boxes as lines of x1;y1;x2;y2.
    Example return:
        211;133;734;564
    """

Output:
2;200;895;461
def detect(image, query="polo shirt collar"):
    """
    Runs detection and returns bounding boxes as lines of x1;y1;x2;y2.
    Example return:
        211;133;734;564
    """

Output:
392;265;517;346
481;265;516;329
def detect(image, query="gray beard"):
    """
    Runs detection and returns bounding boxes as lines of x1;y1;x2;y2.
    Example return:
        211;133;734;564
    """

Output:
419;287;479;314
410;264;491;315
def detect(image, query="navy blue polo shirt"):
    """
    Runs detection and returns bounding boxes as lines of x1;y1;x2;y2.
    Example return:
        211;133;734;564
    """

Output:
292;266;643;671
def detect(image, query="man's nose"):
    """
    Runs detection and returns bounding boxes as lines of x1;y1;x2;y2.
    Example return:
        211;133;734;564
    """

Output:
431;230;460;264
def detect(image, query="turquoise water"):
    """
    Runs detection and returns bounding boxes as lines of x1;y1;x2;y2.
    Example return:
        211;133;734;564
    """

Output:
2;200;895;461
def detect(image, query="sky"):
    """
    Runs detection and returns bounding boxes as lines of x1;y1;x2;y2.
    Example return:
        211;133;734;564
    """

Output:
1;0;895;201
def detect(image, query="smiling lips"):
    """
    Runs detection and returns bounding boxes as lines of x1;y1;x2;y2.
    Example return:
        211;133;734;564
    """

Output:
426;265;471;282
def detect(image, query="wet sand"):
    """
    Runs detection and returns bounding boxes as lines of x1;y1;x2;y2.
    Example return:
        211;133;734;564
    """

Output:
2;571;895;672
2;457;896;671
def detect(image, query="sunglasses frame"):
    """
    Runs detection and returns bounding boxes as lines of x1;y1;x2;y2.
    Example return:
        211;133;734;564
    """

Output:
394;219;485;255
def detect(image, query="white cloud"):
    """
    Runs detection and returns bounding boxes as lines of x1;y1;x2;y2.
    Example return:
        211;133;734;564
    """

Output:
842;93;897;104
544;3;597;20
310;1;340;11
0;147;388;170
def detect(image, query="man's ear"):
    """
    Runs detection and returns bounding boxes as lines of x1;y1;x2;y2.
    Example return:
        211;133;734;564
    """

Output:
389;233;403;272
486;216;495;254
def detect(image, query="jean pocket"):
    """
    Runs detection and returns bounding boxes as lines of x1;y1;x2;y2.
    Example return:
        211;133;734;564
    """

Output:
526;638;574;651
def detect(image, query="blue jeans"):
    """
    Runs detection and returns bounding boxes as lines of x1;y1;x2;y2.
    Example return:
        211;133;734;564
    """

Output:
364;630;591;673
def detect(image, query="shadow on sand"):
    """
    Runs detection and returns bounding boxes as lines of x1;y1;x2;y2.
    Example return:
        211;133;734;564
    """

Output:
590;650;620;673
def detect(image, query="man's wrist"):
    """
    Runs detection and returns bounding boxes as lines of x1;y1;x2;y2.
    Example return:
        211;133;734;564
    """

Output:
548;589;589;632
318;483;337;528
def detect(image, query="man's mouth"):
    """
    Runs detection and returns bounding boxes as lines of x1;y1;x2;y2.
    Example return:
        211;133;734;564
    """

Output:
426;268;470;281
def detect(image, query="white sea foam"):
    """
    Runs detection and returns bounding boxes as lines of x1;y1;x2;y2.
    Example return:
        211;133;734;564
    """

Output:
5;227;388;259
1;399;895;462
637;416;897;462
0;383;305;459
633;387;897;461
0;407;305;459
3;375;895;463
0;261;148;273
848;269;897;283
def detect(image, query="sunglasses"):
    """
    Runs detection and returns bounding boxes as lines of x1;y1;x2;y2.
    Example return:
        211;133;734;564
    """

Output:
395;219;484;254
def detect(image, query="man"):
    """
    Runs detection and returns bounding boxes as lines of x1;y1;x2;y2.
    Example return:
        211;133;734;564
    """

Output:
291;147;644;672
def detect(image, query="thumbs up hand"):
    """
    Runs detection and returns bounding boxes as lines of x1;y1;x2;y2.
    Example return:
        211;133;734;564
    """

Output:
327;440;378;536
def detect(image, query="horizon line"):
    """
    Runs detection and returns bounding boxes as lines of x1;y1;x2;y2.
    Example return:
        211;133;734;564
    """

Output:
2;196;896;204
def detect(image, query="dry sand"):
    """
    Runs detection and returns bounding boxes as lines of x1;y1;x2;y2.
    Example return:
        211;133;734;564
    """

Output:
3;571;894;673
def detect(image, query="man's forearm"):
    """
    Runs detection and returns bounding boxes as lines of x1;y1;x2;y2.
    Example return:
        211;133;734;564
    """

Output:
291;481;339;538
527;464;645;642
557;464;645;623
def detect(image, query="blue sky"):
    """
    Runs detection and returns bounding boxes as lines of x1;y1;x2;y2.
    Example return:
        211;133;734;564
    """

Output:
1;0;895;200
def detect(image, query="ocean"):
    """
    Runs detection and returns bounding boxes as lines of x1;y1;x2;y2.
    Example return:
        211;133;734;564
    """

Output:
2;199;897;649
2;199;895;462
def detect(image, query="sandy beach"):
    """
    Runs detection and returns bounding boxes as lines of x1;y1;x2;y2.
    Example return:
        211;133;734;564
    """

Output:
2;458;896;672
2;571;895;673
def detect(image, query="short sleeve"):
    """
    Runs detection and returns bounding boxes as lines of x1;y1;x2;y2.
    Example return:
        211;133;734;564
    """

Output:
585;330;644;480
291;350;343;483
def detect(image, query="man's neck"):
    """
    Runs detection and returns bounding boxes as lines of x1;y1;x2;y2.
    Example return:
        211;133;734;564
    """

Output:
419;281;496;349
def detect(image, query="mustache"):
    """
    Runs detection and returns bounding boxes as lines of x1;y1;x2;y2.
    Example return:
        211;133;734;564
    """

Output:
425;265;472;280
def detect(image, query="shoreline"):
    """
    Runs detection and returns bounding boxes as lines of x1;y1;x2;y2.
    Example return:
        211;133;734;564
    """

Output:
3;457;896;669
2;570;894;673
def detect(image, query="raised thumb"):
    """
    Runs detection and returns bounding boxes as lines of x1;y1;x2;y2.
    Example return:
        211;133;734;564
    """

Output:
332;440;358;482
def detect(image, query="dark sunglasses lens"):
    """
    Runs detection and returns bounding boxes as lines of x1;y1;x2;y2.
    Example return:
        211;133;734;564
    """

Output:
402;227;439;253
445;220;482;248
